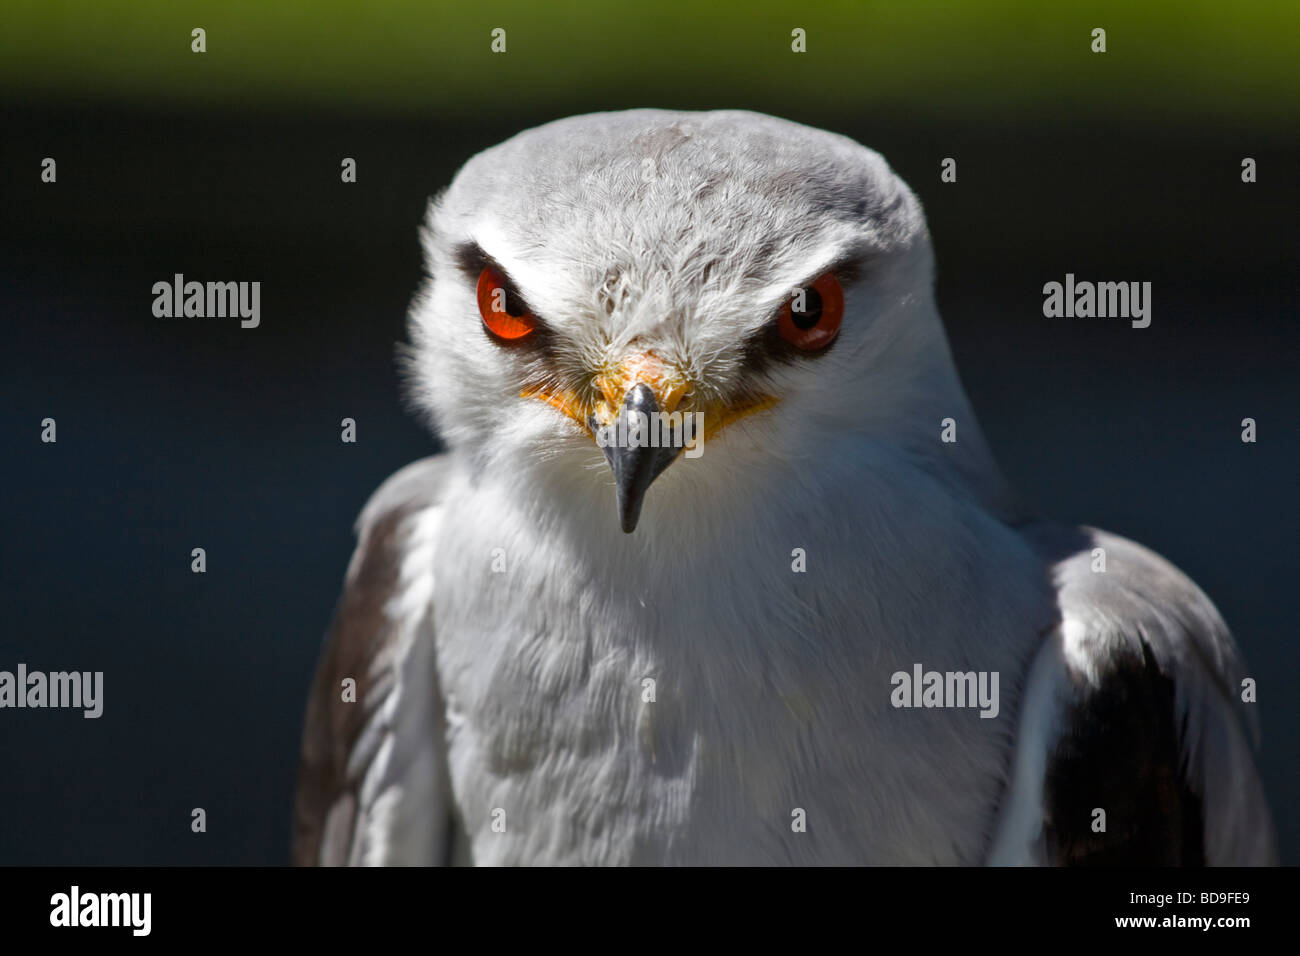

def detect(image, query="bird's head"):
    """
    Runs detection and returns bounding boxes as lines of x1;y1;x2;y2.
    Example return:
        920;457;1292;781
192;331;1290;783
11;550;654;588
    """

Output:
407;109;1000;537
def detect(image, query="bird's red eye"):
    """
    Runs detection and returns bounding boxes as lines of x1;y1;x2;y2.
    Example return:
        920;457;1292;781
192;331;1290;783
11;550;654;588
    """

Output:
777;272;843;351
477;266;538;341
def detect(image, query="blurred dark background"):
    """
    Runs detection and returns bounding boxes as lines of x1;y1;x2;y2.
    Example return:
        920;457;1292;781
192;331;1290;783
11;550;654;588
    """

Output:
1;2;1296;864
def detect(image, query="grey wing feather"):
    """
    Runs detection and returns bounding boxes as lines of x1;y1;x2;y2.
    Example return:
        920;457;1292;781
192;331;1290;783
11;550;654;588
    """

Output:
991;523;1277;865
292;455;458;866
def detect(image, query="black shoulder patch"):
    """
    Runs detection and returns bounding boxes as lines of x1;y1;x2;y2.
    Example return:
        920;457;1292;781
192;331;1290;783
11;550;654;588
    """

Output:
1043;641;1205;866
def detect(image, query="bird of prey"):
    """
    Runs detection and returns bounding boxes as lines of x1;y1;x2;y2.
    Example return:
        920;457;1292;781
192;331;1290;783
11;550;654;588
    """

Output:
293;109;1276;866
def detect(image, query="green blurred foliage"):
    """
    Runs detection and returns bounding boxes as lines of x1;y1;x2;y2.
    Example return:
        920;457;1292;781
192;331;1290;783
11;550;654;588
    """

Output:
1;0;1296;122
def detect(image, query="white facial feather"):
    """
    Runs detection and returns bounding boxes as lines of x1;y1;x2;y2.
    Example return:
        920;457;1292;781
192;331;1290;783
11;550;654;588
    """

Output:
406;108;1016;533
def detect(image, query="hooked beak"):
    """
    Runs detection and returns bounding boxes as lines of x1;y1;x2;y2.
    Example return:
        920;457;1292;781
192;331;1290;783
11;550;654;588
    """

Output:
590;383;684;533
520;350;778;534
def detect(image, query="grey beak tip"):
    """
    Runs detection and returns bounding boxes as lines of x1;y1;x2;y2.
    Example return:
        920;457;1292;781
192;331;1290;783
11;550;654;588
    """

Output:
599;383;680;534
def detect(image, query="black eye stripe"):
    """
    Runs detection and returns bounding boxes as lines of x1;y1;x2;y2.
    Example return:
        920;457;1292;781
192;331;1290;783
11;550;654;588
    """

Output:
454;239;492;277
458;240;541;321
744;266;855;369
456;240;862;366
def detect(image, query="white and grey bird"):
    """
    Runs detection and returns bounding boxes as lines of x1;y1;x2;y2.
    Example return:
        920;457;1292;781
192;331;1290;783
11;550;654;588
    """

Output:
293;109;1276;865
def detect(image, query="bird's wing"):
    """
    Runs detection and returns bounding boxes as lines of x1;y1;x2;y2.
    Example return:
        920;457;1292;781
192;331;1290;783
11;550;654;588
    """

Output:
989;524;1277;865
292;455;459;866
